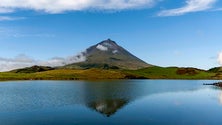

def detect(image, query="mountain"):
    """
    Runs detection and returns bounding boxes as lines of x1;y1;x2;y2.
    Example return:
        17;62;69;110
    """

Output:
63;39;152;70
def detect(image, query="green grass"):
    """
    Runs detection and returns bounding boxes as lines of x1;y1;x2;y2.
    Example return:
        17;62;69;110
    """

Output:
0;66;219;81
123;66;216;79
0;69;126;81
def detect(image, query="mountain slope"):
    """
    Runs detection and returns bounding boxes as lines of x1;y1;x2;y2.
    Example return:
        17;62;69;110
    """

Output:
64;39;152;70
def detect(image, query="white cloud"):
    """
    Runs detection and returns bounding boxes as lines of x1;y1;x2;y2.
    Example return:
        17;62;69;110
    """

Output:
0;54;36;71
38;52;86;67
217;8;222;10
66;52;87;64
0;54;35;63
38;57;66;67
12;33;55;38
0;16;24;21
96;44;108;51
112;50;118;54
213;8;222;11
0;0;156;13
0;7;14;13
218;52;222;65
219;92;222;104
0;52;86;72
158;0;216;16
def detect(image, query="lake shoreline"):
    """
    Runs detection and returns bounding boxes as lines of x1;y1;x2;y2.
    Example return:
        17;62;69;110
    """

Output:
0;77;221;82
203;82;222;87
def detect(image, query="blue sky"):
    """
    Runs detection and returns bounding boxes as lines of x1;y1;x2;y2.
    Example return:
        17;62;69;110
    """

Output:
0;0;222;71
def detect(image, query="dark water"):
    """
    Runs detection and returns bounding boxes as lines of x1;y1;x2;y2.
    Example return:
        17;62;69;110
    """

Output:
0;80;222;125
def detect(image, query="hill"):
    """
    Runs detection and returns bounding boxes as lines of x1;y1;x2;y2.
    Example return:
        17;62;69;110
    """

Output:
208;67;222;73
207;67;222;79
123;67;215;79
10;65;55;73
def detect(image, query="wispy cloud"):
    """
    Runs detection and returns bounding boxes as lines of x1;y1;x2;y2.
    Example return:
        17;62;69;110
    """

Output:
0;54;36;72
38;52;86;67
213;8;222;11
0;7;14;13
158;0;216;16
0;0;156;14
0;27;54;38
218;52;222;65
0;52;86;72
11;33;55;38
0;16;25;21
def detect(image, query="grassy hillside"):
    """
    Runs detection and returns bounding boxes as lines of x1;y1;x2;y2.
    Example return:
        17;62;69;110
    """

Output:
123;67;216;79
0;66;219;81
0;69;126;81
208;67;222;73
207;67;222;79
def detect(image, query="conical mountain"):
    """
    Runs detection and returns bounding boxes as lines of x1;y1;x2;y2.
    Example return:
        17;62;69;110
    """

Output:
64;39;152;70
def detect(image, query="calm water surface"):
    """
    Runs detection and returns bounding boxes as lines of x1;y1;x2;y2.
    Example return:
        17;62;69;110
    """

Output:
0;80;222;125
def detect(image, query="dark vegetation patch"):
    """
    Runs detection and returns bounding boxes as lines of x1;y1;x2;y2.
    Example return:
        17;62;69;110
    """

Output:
124;74;147;79
78;63;119;70
11;65;55;73
109;57;121;61
176;68;200;75
208;67;222;73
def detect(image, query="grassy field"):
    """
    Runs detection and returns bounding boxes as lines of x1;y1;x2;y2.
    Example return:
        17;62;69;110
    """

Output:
0;69;126;81
0;66;219;81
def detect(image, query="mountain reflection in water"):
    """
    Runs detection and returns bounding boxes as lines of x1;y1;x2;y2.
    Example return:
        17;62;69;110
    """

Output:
81;80;201;116
0;80;202;117
87;99;128;117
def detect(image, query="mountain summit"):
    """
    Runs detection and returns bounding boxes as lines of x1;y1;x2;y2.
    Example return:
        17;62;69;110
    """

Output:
64;39;152;70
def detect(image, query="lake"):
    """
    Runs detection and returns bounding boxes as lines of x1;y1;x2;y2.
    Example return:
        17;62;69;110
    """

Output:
0;80;222;125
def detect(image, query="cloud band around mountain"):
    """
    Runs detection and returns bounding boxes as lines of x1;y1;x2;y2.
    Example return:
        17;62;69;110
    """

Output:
0;53;86;72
